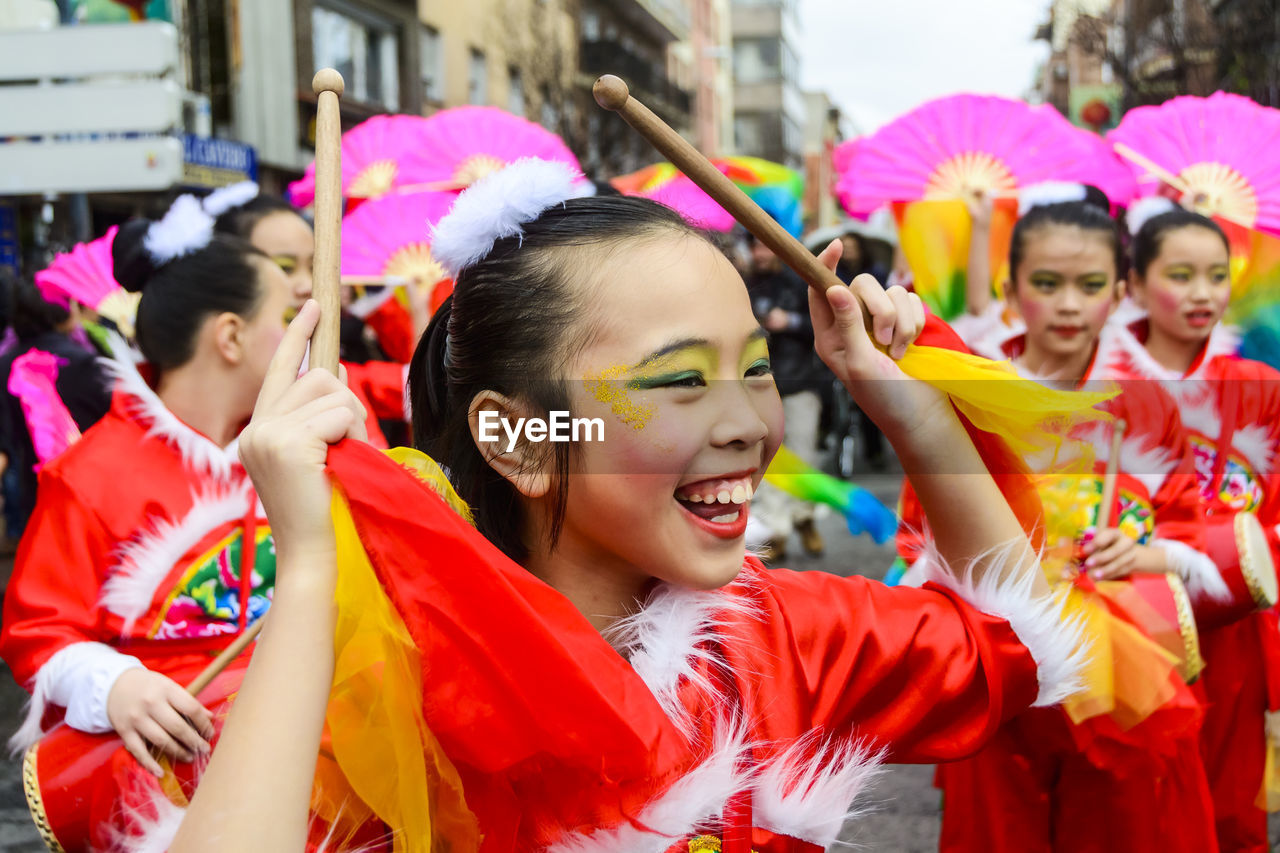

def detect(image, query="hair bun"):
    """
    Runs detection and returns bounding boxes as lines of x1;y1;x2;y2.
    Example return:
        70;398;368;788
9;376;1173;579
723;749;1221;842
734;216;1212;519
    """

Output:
112;219;159;294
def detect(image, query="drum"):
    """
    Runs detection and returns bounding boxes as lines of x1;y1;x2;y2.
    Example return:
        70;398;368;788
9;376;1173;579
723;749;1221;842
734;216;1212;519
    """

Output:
1125;571;1204;684
1193;512;1279;631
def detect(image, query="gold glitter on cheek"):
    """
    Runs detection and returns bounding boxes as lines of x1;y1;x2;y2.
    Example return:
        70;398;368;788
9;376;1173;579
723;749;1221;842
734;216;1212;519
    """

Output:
585;366;654;430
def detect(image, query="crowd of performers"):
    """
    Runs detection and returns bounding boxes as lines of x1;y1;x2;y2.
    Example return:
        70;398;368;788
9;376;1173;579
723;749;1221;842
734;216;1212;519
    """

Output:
0;152;1279;853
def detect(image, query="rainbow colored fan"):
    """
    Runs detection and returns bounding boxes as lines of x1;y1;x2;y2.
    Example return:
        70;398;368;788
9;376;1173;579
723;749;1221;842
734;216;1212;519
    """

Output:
340;191;458;301
289;114;438;207
1108;92;1280;235
833;94;1135;319
34;226;140;338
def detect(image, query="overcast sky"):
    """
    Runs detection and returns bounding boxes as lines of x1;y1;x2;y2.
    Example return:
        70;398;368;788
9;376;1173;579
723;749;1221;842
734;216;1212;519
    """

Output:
798;0;1052;134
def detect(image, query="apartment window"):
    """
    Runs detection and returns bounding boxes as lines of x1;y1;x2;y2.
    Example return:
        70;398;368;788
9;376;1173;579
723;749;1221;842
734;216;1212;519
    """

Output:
468;48;488;105
312;3;400;110
581;7;601;40
421;25;444;103
733;37;781;83
508;67;525;115
734;113;765;154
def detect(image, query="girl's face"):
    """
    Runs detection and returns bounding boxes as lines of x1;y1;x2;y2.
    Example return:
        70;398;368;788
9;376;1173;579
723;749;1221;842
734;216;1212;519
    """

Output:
248;211;315;309
1007;224;1119;362
1131;225;1230;346
557;236;784;591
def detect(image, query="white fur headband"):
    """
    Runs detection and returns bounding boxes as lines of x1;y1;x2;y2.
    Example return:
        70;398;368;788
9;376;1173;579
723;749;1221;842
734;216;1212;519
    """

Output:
1125;196;1179;237
430;158;593;278
144;194;215;264
1018;181;1088;217
202;181;260;218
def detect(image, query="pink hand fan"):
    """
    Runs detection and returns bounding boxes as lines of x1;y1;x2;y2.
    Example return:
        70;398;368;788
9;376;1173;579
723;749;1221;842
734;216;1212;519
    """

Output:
1108;92;1280;234
288;114;437;207
340;190;458;290
34;227;140;338
835;94;1138;216
8;350;81;469
406;106;586;193
644;175;736;232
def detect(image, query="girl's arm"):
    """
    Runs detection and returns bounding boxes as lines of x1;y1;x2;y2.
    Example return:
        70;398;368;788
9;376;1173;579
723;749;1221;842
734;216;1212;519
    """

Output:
171;302;367;853
809;243;1044;597
965;191;994;317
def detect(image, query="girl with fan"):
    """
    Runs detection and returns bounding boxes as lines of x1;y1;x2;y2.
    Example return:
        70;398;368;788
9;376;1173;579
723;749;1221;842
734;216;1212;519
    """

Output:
1098;205;1280;853
211;189;423;448
899;195;1221;852
160;159;1088;853
0;196;294;799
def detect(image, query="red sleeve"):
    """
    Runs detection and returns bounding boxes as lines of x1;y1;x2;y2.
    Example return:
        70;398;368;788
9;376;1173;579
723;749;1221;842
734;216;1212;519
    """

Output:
750;568;1041;763
345;360;408;423
0;468;114;686
363;299;416;365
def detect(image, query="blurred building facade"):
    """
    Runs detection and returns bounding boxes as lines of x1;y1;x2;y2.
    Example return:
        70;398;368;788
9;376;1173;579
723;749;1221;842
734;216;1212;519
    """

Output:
729;0;804;170
801;90;845;229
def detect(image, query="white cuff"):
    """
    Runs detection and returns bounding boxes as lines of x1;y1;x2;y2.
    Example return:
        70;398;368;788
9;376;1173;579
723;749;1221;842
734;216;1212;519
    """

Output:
1152;538;1231;602
920;541;1090;708
10;641;143;753
346;286;396;320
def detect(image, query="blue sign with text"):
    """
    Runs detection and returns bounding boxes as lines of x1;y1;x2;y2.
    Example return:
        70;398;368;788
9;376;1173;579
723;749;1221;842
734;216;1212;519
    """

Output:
181;134;257;188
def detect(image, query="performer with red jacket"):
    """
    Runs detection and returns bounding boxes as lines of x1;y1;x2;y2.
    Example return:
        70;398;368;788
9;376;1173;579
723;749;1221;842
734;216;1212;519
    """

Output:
0;197;291;782
1098;203;1280;853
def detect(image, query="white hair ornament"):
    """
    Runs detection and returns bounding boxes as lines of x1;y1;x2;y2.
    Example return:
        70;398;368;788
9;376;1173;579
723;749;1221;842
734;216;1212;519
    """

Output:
1018;181;1088;217
202;181;260;218
430;158;592;277
144;195;215;264
1126;196;1179;237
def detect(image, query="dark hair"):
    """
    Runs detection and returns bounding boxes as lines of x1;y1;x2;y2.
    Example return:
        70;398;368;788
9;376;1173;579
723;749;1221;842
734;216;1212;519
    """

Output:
213;194;307;240
409;195;703;562
1131;208;1229;278
112;220;269;371
1009;200;1122;282
10;278;70;340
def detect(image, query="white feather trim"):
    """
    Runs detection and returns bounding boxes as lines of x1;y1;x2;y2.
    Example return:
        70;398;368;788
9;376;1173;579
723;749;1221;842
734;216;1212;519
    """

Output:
1233;423;1276;481
1087;426;1178;499
1018;181;1086;217
101;334;244;479
430;158;584;276
107;781;187;853
605;582;759;738
202;181;260;218
8;641;143;753
100;487;253;633
920;540;1090;707
1126;196;1178;237
1151;538;1231;603
144;195;215;264
751;733;886;848
545;718;752;853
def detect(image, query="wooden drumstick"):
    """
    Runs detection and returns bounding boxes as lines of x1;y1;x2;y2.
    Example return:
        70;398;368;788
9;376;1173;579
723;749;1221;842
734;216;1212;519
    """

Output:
1096;419;1127;530
184;70;345;698
185;618;264;696
593;75;845;296
310;68;345;375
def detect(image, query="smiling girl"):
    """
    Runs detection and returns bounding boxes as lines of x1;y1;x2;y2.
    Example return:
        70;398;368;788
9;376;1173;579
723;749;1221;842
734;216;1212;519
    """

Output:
901;198;1220;852
158;160;1089;852
1101;207;1280;853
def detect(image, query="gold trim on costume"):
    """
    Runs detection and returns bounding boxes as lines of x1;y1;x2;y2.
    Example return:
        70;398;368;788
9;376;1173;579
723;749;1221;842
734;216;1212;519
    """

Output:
1165;572;1204;683
1236;512;1278;609
22;742;66;853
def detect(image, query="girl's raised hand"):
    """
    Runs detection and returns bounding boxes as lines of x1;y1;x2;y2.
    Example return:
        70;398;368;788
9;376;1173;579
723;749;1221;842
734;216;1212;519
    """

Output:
238;300;367;565
808;240;945;434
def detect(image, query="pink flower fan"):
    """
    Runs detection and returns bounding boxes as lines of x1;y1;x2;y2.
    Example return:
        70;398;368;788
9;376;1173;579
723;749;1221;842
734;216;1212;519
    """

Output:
410;107;585;193
835;94;1137;217
341;190;458;290
288;114;438;207
1108;92;1280;234
34;226;140;338
8;350;81;469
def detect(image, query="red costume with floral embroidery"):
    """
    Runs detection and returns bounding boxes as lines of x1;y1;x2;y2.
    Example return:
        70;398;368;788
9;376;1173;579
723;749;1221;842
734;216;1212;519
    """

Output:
1098;320;1280;853
899;321;1219;853
0;352;270;755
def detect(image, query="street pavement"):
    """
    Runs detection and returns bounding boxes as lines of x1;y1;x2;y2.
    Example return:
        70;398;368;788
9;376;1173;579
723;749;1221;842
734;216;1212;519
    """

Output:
0;468;1273;851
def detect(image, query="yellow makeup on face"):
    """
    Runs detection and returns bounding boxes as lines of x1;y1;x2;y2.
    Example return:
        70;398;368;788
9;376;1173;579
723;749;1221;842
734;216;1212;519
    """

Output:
586;364;656;430
271;255;298;275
